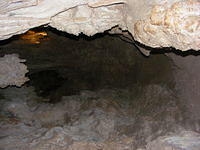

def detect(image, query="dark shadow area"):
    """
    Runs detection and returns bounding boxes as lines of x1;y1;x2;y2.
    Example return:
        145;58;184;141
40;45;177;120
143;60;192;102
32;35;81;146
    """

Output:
28;70;65;98
134;41;200;56
0;26;175;103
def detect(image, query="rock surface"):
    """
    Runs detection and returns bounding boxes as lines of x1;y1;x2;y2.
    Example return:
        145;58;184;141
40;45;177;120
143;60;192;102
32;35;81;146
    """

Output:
50;4;126;36
129;0;200;51
167;53;200;129
0;0;199;51
146;131;200;150
0;54;29;88
0;85;191;150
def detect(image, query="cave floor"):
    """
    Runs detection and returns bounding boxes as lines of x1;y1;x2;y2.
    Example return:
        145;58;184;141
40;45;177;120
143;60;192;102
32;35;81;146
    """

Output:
0;85;193;150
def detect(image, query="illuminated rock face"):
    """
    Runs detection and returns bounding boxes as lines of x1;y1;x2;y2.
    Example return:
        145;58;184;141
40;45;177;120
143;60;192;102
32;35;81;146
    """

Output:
50;4;127;36
0;0;199;51
0;0;127;40
131;0;200;51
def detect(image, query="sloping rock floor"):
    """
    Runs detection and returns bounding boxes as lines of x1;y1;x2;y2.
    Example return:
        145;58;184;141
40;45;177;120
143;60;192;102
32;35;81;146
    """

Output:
0;86;199;150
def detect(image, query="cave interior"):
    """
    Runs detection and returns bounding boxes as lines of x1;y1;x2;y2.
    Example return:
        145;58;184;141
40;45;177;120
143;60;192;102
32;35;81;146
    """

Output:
0;26;200;150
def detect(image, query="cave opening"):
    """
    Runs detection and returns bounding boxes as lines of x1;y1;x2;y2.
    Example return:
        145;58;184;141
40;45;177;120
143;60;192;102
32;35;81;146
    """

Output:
0;27;197;150
0;27;174;103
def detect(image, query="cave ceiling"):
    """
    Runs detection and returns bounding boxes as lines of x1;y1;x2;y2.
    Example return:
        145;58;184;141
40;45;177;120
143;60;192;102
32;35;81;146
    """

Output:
0;0;199;51
0;0;200;88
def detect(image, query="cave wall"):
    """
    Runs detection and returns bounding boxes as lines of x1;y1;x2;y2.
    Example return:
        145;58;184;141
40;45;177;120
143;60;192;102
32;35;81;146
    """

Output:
168;53;200;125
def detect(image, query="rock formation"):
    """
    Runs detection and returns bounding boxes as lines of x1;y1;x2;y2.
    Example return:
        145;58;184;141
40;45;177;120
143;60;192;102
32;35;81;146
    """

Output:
0;0;199;50
0;86;190;150
0;1;200;150
146;131;200;150
0;0;199;88
0;54;29;88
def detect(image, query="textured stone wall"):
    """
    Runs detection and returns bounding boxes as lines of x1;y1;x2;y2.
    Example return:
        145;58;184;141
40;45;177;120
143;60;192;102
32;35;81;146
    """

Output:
129;0;200;51
50;4;127;36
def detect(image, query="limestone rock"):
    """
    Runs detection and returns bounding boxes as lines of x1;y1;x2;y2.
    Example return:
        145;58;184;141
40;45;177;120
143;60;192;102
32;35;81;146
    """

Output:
0;0;199;51
146;131;200;150
50;4;126;36
131;0;200;51
0;54;29;88
0;0;126;40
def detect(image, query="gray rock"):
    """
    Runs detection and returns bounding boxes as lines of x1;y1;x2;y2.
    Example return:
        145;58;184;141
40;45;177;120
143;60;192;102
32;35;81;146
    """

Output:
146;131;200;150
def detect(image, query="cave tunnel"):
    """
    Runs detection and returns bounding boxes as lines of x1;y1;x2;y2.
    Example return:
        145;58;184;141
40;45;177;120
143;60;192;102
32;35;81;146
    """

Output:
0;26;200;150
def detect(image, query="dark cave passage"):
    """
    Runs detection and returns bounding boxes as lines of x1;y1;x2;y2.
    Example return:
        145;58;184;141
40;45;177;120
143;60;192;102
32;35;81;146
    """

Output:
0;27;174;103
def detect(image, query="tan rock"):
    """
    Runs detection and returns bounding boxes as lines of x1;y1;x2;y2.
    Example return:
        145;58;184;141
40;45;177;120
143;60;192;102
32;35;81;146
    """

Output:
0;0;199;51
131;0;200;50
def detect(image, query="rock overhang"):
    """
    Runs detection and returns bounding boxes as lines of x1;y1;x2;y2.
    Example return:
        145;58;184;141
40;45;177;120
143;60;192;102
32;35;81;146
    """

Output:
0;0;199;51
0;0;200;88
